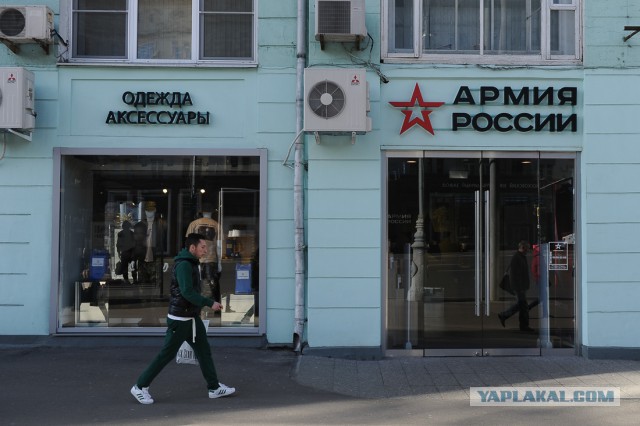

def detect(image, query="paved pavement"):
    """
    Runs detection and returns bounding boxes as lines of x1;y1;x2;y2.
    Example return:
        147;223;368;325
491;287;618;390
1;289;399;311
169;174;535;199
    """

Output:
1;338;639;425
295;354;640;400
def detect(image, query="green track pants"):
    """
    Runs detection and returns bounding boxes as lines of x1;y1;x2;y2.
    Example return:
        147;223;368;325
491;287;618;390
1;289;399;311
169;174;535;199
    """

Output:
136;317;219;390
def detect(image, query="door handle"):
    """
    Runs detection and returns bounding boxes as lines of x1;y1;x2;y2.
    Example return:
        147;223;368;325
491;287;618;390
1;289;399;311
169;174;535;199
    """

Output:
484;190;490;317
474;191;480;317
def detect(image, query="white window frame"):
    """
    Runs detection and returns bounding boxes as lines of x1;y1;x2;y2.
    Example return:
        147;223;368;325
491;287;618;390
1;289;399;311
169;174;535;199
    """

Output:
381;0;582;65
59;0;258;67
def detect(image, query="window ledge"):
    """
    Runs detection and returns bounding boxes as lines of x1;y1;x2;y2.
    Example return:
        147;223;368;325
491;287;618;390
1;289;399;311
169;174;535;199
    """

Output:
381;55;582;67
58;61;258;69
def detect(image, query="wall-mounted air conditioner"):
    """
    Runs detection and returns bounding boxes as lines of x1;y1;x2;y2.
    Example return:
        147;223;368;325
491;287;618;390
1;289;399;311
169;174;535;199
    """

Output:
315;0;367;43
0;67;36;130
304;68;371;134
0;6;53;42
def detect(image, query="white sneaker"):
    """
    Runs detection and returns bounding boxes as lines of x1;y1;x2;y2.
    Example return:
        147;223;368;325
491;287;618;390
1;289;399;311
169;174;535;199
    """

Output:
131;385;154;404
208;383;236;399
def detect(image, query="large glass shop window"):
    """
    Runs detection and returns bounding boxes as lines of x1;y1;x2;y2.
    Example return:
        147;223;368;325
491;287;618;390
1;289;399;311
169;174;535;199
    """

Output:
57;154;261;330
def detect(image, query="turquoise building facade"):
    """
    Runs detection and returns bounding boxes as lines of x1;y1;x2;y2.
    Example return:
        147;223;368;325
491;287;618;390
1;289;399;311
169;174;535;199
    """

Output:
0;0;639;359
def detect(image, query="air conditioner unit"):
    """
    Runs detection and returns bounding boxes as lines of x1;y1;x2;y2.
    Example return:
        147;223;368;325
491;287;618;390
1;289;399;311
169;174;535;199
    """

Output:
0;67;36;130
315;0;367;43
0;6;53;42
304;68;371;133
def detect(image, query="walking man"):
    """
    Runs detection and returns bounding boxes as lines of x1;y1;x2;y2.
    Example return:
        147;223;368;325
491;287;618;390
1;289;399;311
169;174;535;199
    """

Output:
131;233;235;404
498;240;535;332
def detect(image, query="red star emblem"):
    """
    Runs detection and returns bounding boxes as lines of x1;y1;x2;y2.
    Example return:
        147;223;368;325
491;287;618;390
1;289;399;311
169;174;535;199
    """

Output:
389;84;444;135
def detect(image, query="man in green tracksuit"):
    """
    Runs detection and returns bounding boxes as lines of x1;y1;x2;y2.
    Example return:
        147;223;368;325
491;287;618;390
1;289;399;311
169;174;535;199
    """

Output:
131;233;236;404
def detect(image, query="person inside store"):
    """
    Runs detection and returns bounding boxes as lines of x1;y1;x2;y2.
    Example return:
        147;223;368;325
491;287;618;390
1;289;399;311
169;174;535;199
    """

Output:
132;221;148;284
498;240;535;332
116;220;135;284
130;233;236;404
186;204;223;316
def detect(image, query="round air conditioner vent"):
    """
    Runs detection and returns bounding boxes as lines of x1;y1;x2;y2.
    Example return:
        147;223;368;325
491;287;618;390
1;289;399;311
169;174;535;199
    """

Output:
0;8;26;37
307;80;345;119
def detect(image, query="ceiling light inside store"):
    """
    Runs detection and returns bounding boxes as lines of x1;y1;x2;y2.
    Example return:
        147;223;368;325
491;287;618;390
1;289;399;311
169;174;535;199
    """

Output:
200;189;206;194
162;188;168;194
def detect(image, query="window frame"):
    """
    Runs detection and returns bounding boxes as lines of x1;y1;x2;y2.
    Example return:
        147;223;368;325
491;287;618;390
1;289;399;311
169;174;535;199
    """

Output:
381;0;582;65
60;0;258;67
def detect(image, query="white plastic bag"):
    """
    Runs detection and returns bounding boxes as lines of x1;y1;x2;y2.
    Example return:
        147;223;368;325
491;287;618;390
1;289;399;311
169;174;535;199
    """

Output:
176;341;199;365
175;320;209;365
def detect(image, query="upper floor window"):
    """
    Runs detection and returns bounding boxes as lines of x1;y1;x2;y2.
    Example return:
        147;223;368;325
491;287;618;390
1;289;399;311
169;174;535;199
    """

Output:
65;0;256;65
382;0;581;65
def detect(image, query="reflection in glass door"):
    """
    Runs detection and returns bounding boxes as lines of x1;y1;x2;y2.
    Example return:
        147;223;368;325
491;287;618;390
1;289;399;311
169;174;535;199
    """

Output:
386;152;576;356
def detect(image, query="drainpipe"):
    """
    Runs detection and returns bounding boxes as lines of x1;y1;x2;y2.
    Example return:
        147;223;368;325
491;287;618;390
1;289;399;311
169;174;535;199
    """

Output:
292;0;307;353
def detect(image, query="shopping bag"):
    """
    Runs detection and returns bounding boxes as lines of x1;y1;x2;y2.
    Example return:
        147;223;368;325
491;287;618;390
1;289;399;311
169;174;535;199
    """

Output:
175;320;209;365
499;273;514;295
176;341;199;365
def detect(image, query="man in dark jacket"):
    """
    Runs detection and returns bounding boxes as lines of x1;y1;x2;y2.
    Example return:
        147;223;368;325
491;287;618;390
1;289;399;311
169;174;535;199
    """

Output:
498;240;534;332
131;233;235;404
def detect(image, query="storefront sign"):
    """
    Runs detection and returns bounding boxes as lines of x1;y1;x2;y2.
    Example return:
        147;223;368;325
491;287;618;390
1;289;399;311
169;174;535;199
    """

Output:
106;91;211;125
389;84;444;135
549;242;569;270
389;84;577;135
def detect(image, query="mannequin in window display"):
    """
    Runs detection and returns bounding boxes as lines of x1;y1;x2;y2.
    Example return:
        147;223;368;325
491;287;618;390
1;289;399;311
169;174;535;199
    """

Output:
132;221;149;284
116;220;135;284
186;205;224;315
141;204;166;288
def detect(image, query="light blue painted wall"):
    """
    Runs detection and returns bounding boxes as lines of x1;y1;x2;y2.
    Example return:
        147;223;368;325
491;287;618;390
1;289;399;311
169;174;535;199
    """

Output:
4;0;640;353
0;0;59;335
583;70;640;348
0;1;300;341
584;0;640;68
301;0;640;353
304;1;587;349
578;1;640;350
304;71;583;348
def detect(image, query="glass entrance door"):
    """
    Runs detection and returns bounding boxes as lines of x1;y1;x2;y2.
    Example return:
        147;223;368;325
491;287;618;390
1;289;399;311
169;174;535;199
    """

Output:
386;152;576;356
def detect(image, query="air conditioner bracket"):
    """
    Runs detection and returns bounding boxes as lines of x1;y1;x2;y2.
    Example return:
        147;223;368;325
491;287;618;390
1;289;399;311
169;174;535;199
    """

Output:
0;36;50;55
0;37;18;54
2;128;33;142
312;131;357;144
316;34;361;51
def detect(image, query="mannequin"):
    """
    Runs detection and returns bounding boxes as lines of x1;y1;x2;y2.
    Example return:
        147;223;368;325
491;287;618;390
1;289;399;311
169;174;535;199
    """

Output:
186;207;222;310
142;204;166;288
145;208;156;263
132;221;148;284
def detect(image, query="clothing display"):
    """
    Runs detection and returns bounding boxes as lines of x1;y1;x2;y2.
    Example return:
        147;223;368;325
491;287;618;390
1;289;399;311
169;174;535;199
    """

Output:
145;210;156;262
185;213;219;264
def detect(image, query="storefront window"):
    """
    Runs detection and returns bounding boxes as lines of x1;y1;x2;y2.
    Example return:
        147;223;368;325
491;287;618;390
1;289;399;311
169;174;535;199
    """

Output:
55;152;262;332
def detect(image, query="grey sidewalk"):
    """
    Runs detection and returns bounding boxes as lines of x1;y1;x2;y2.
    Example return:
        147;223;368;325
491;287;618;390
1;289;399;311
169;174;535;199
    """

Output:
1;340;639;425
295;354;640;400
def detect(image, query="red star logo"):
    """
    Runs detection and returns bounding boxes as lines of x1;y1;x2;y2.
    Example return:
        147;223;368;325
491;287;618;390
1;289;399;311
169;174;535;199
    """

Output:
389;83;444;135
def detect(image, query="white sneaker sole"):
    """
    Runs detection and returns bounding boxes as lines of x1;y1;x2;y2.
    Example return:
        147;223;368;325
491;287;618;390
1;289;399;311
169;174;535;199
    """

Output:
131;387;154;404
209;387;236;399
